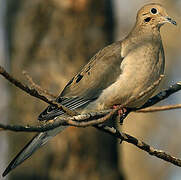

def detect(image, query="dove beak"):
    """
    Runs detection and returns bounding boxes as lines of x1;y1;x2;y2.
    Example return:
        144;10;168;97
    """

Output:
165;16;177;25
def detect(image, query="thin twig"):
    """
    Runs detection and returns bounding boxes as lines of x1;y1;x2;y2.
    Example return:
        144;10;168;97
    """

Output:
96;125;181;167
0;110;112;132
137;81;181;110
0;66;76;116
137;104;181;112
23;71;57;99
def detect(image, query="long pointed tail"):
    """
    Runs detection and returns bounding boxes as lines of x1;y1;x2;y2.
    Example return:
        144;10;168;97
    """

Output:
2;126;67;177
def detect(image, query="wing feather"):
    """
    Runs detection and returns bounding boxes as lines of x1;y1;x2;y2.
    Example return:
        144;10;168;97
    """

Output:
38;97;91;121
38;41;123;121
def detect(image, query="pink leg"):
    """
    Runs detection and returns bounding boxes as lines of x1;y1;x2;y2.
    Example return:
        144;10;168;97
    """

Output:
113;105;127;115
112;105;129;124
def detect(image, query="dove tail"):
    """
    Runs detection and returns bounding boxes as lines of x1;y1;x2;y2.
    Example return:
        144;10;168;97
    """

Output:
2;126;67;177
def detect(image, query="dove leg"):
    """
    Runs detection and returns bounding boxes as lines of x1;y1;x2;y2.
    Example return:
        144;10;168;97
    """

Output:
113;106;130;124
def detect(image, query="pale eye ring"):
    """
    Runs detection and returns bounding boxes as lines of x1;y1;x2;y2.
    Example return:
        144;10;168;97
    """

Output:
150;8;158;14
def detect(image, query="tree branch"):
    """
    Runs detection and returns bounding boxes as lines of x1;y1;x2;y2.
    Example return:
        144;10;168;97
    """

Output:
0;110;113;132
136;81;181;110
1;65;181;168
137;104;181;112
22;70;57;99
96;125;181;167
0;66;77;116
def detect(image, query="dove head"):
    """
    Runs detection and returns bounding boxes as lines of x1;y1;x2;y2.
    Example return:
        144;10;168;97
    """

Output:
136;3;176;29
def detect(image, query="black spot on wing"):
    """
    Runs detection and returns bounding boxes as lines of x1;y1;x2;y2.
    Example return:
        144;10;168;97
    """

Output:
85;65;91;73
56;96;69;104
76;74;83;83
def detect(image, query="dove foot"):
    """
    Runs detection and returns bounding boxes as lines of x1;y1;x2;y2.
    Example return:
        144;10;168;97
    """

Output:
113;106;130;124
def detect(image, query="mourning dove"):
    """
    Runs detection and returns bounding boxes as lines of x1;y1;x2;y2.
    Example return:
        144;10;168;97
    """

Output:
3;3;176;177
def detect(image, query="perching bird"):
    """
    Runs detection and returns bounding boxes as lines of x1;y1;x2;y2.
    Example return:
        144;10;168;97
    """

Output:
2;3;176;177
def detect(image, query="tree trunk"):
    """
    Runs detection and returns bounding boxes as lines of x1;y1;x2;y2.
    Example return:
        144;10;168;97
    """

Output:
6;0;124;179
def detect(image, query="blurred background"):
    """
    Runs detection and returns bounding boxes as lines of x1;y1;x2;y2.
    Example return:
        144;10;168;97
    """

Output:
0;0;181;179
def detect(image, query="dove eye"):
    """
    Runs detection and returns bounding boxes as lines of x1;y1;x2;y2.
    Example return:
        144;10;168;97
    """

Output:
151;8;157;14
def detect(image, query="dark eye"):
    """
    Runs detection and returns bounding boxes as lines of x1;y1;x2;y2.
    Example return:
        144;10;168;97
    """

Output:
151;8;157;14
144;17;151;22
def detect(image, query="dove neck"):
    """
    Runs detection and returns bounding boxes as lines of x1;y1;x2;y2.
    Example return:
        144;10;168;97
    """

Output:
127;22;161;43
121;23;162;57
